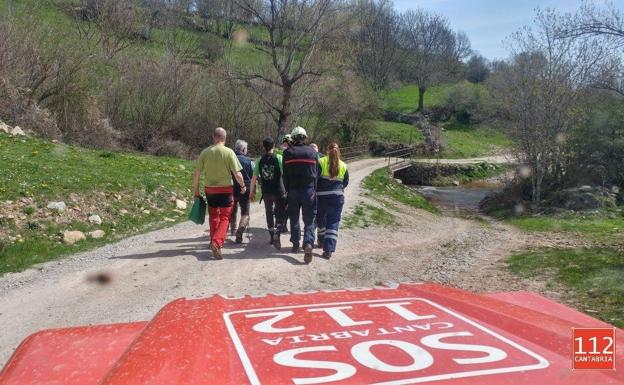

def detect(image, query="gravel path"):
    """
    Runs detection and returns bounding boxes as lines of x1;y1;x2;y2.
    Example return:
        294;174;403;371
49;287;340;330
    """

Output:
0;157;533;365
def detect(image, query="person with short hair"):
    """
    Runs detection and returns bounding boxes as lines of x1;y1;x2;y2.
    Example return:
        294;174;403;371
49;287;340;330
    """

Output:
193;127;245;259
283;126;318;264
250;138;287;248
316;143;349;259
310;143;324;159
230;139;253;244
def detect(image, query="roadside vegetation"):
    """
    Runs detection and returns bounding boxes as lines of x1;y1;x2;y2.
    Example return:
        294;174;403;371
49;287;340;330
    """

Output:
0;134;193;275
344;167;436;229
509;247;623;328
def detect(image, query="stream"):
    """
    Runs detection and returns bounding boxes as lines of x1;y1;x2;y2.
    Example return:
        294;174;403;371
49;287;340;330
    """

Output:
411;181;502;212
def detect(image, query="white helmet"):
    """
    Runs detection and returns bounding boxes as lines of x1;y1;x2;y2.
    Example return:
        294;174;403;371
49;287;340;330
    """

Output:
291;126;307;139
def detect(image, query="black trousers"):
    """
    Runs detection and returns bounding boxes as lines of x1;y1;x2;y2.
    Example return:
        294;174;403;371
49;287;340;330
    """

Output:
263;193;287;235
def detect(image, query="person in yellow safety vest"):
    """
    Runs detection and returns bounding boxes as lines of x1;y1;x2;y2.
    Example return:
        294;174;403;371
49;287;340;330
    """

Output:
316;143;349;259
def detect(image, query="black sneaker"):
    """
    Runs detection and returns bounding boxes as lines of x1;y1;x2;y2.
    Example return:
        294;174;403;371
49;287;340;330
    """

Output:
291;242;300;253
321;251;332;260
273;234;281;251
235;227;244;244
304;244;313;264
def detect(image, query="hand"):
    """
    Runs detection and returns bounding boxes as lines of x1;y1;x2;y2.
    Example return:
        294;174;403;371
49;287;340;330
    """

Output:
194;190;200;198
240;185;247;194
250;190;256;202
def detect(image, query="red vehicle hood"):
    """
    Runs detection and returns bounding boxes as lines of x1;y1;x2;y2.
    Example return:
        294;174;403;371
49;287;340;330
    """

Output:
1;282;622;384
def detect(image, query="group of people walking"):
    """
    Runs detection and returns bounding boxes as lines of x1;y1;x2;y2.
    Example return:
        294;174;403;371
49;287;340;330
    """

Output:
193;126;349;264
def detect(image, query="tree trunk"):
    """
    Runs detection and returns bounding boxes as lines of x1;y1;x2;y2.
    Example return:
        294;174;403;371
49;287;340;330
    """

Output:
417;86;426;113
276;84;292;140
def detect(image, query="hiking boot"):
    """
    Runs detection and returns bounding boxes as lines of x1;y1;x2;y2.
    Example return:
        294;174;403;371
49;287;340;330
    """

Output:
304;244;313;264
317;236;323;249
273;234;281;251
321;251;332;260
291;242;300;253
269;233;275;245
235;227;244;244
210;242;223;260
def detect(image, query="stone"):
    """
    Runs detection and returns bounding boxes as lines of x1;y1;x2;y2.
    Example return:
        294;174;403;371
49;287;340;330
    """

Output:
68;193;80;202
164;217;176;222
63;231;86;245
119;209;128;215
142;209;151;215
88;230;105;239
47;201;67;212
0;121;9;134
88;214;102;225
10;126;25;136
175;199;187;210
611;185;620;195
452;180;460;186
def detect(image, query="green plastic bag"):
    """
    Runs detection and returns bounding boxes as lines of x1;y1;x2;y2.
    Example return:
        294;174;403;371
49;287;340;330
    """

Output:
189;196;206;225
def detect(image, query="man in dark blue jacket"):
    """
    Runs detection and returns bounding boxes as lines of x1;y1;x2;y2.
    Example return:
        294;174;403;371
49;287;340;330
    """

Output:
283;126;318;264
231;139;253;243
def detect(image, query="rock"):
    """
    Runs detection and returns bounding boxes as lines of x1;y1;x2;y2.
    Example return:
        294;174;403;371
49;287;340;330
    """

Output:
119;209;128;215
452;180;460;186
179;165;186;170
88;214;102;225
69;193;80;202
88;230;105;239
0;121;9;134
611;185;620;195
142;209;151;215
175;199;187;210
47;201;67;212
10;126;25;136
551;186;617;211
164;217;176;222
63;231;85;245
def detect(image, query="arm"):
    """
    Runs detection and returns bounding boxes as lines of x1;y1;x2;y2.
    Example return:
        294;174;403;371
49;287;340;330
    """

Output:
249;175;257;202
343;170;350;189
234;171;246;193
193;170;201;197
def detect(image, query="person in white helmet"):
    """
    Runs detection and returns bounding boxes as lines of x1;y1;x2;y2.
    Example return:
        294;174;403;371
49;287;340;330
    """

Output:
282;126;319;264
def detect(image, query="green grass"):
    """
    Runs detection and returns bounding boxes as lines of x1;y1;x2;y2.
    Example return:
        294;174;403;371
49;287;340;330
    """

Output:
509;215;624;234
370;120;424;144
384;83;452;114
508;248;624;327
363;168;437;213
0;134;195;275
441;121;512;158
343;203;396;229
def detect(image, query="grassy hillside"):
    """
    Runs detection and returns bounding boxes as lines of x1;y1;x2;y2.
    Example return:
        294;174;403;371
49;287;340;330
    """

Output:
0;134;195;275
441;121;512;158
370;120;424;144
384;83;451;114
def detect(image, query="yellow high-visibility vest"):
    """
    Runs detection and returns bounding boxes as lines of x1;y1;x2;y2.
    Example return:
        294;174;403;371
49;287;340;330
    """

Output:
318;156;347;181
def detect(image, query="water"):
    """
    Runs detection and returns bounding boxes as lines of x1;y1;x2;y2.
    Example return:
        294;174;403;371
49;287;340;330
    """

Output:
413;183;500;211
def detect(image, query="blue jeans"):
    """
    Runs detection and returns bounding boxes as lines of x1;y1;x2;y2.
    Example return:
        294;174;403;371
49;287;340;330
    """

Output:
288;186;316;246
316;193;344;252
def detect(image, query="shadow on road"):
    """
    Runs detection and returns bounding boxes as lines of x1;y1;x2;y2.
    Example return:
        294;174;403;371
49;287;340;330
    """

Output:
110;227;307;265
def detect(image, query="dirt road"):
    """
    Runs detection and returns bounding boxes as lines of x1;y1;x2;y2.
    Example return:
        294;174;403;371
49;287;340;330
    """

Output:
0;157;533;364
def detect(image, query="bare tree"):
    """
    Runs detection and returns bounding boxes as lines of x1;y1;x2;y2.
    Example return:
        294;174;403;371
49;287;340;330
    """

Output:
232;0;346;139
556;2;624;96
488;9;607;203
75;0;149;60
352;0;400;90
398;9;471;113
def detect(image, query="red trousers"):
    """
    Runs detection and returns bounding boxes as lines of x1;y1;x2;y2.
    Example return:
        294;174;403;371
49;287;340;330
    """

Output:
208;205;233;247
205;186;234;248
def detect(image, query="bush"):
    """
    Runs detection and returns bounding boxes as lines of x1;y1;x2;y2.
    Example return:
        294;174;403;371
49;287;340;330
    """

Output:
442;81;488;123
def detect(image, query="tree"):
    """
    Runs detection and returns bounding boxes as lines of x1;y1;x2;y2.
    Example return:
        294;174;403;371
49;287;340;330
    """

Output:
352;0;400;90
232;0;345;139
488;9;608;203
465;54;490;83
555;2;624;96
398;9;471;112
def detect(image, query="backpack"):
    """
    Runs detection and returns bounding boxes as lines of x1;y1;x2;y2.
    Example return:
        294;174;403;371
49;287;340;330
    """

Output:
259;154;283;195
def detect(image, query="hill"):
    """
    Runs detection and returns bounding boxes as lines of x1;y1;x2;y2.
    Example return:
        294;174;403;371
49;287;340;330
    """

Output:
0;133;194;275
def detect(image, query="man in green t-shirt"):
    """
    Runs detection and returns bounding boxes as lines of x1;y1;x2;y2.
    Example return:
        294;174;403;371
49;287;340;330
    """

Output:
193;127;245;259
